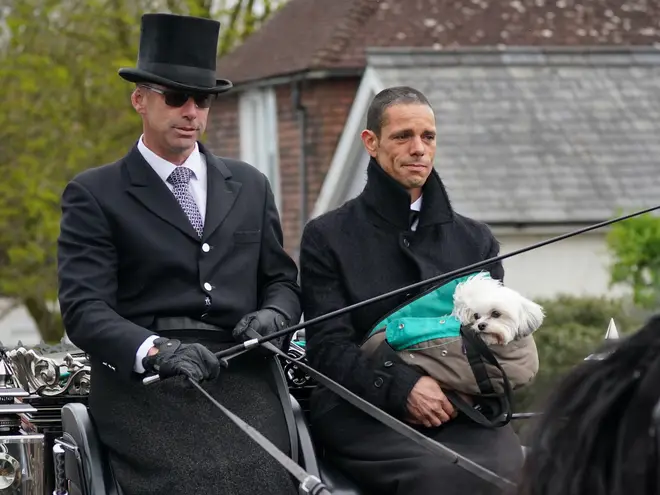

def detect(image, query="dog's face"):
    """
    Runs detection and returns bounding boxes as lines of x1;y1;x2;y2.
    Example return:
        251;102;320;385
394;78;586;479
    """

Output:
452;273;545;345
464;295;532;345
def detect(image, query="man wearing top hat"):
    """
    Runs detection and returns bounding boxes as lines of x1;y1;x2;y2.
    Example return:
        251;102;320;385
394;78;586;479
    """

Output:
57;13;301;495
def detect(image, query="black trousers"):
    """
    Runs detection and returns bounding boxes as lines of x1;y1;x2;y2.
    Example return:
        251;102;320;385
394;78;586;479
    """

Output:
311;396;524;495
89;337;297;495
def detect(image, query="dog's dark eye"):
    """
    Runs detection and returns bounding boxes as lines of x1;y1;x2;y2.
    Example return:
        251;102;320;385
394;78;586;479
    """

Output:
473;313;480;320
491;311;501;318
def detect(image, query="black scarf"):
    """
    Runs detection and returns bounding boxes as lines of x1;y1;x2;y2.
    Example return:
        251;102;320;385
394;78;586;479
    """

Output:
360;157;455;230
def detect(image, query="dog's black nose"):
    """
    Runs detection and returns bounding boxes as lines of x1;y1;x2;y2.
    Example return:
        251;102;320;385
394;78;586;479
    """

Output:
478;323;487;331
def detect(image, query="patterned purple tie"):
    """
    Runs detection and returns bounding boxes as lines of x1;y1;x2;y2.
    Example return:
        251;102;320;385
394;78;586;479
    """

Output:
167;167;204;238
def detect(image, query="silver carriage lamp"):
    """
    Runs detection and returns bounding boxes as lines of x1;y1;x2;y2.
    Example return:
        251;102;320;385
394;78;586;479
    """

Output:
0;343;91;495
0;351;44;495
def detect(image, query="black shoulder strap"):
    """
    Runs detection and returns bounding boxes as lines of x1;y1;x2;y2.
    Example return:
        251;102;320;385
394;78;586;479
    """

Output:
444;327;513;428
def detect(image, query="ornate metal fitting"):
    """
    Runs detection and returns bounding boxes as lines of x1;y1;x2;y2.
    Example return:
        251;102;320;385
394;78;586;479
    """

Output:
0;347;90;397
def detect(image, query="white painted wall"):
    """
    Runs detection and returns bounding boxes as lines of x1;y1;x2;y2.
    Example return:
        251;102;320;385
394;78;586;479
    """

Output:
493;229;628;299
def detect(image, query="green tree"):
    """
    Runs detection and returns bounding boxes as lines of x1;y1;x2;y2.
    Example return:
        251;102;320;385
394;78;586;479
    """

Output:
0;0;286;343
605;212;660;309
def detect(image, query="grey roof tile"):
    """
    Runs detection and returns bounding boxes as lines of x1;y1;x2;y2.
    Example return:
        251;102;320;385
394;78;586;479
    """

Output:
370;49;660;223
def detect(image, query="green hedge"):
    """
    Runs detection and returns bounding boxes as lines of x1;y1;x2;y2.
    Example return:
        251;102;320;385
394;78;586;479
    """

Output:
512;294;646;419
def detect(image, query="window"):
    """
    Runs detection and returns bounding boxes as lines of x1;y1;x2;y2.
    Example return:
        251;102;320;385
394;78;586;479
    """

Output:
238;88;281;209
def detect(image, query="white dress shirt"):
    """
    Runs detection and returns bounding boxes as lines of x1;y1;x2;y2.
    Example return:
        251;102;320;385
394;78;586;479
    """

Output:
137;135;208;221
133;135;208;373
410;195;422;231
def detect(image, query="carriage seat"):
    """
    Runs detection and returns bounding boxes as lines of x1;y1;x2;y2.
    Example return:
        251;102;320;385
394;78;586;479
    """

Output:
61;398;363;495
289;395;364;494
60;402;123;495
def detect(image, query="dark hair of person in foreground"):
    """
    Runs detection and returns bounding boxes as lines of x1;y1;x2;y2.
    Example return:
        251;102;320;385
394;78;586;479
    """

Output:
517;313;660;495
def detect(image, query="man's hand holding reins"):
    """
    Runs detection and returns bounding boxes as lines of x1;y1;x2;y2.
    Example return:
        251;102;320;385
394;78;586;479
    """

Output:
232;308;289;341
142;337;220;382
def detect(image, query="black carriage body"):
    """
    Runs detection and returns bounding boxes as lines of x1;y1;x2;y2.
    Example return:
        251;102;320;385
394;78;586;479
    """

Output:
0;337;360;495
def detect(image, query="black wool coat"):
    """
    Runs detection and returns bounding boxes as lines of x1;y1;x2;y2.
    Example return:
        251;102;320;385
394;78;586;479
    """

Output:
299;158;504;420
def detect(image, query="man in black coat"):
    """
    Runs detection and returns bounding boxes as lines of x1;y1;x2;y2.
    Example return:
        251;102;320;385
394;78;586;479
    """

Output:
299;86;524;494
57;13;300;495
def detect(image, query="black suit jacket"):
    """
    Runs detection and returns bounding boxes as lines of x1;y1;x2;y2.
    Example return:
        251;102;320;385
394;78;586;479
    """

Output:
57;141;301;380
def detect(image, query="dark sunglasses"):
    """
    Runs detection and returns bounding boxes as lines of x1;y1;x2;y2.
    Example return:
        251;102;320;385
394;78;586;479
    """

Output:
140;84;215;109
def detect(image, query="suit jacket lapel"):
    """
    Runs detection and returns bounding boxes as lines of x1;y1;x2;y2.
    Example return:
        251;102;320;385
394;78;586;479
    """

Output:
123;145;200;240
201;146;241;240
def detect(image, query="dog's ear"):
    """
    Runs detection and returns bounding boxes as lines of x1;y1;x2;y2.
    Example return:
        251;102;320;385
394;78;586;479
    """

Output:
517;297;545;338
451;286;474;325
451;301;474;325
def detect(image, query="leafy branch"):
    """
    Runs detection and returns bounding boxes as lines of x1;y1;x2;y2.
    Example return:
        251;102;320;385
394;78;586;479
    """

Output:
606;211;660;309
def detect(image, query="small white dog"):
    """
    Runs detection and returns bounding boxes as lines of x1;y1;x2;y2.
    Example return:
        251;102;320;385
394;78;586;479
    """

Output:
451;272;544;346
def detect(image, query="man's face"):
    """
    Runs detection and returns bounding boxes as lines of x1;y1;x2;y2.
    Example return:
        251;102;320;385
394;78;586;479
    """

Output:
361;103;436;199
131;84;212;163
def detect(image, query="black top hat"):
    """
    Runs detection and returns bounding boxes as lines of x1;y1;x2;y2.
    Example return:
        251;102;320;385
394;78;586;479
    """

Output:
118;13;233;94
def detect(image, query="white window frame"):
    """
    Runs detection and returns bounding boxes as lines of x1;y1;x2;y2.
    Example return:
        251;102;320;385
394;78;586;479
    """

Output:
238;88;281;210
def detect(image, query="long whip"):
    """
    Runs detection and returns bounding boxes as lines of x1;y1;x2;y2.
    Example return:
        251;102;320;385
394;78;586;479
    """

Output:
212;204;660;366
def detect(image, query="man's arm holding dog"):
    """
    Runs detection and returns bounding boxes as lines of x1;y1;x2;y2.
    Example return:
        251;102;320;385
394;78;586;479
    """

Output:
300;222;456;426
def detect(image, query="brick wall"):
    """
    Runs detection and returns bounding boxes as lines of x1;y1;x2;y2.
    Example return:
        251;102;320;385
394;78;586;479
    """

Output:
276;77;360;258
206;92;240;158
205;76;361;259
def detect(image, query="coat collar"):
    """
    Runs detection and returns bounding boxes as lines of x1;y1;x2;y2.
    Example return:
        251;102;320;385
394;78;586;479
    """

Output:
360;157;454;230
124;140;239;241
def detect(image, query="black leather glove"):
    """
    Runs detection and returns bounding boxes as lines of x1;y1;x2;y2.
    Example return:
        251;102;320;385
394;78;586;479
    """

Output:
142;337;220;382
232;308;289;345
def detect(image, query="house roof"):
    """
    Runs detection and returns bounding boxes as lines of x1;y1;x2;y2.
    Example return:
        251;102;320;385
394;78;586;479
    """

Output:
216;0;660;85
215;0;376;84
313;46;660;224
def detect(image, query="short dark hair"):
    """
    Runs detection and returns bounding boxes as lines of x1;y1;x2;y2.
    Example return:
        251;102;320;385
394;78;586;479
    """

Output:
366;86;433;137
